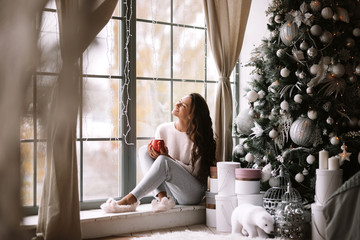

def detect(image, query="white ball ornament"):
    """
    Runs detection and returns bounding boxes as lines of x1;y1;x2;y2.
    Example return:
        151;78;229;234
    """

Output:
306;154;316;164
246;90;259;103
310;1;322;12
245;153;255;163
330;136;340;145
307;110;318;120
274;15;282;23
299;71;306;79
280;67;291;78
355;64;360;75
326;117;334;125
353;28;360;37
310;64;320;75
310;25;322;36
300;41;309;50
280;100;289;111
276;49;286;58
331;63;345;78
269;129;279;139
321;7;333;19
295;173;305;183
306;87;313;94
258;90;266;99
302;169;309;176
294;94;303;103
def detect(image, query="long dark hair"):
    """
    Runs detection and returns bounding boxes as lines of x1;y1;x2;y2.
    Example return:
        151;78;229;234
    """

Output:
186;93;216;185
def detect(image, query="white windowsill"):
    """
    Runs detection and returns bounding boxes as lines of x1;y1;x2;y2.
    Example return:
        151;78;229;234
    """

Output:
21;204;206;239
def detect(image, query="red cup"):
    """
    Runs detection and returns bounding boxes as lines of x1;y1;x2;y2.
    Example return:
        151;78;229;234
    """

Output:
150;139;165;152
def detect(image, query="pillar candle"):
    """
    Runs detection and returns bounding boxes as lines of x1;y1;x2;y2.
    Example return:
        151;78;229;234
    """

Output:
328;157;340;170
319;150;329;169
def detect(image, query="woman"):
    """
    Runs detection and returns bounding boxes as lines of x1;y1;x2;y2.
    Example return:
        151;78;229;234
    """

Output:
101;93;216;213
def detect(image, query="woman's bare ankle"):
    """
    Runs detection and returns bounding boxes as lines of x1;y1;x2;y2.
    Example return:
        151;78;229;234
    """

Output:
118;193;137;205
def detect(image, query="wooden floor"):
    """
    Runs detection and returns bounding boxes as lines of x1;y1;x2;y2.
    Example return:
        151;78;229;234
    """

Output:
90;224;217;240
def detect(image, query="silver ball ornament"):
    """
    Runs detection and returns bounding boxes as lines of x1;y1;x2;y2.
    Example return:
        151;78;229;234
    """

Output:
321;7;333;19
310;25;322;36
300;41;309;50
307;47;318;58
331;63;345;78
310;1;322;12
353;28;360;37
320;30;333;43
330;136;340;145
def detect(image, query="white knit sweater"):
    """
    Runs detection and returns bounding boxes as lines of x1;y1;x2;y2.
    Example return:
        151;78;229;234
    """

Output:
155;122;200;178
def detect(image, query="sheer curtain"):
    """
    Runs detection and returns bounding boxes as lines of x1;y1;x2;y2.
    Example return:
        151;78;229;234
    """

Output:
35;1;117;239
0;1;48;239
202;0;252;162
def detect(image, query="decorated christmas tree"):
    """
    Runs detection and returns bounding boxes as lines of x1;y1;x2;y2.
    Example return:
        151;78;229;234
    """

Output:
234;0;360;201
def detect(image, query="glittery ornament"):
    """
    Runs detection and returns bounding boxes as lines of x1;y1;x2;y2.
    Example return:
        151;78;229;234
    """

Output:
310;1;322;12
263;166;290;216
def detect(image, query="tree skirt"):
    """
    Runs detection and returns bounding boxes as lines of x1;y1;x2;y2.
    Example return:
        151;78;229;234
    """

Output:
131;230;282;240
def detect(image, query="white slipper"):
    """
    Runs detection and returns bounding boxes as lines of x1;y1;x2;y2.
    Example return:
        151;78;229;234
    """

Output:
151;196;176;212
100;198;139;213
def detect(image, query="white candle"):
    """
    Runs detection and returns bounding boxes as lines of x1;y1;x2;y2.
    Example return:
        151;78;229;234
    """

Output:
319;150;329;169
328;157;340;170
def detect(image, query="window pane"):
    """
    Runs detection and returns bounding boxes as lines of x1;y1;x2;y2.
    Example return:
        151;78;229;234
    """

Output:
83;141;120;201
173;0;205;27
173;81;204;108
37;142;46;205
136;80;171;138
173;26;205;80
207;43;218;81
21;82;34;140
82;77;120;138
21;143;34;206
136;22;171;78
37;75;57;139
38;11;61;73
136;0;170;22
83;19;120;76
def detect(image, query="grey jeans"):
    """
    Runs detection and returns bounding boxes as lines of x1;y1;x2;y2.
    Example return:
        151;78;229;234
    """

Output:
130;145;205;205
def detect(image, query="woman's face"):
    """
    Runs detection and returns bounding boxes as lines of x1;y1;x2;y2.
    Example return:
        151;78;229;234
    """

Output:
172;95;192;121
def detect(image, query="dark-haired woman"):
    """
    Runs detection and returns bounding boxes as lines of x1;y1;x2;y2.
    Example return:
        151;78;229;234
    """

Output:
101;93;216;213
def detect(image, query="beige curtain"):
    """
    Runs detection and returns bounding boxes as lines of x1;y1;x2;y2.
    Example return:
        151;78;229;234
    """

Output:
203;0;252;162
35;1;117;239
0;1;47;239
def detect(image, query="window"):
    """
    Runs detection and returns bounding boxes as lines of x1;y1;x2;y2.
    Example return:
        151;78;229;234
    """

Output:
21;0;240;215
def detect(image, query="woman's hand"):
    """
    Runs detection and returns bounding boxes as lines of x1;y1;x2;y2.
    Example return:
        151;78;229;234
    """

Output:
147;144;159;159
